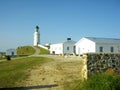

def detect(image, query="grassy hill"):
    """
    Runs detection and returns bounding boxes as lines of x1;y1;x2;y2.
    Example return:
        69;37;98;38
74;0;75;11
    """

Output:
17;46;35;56
35;46;50;54
0;57;53;88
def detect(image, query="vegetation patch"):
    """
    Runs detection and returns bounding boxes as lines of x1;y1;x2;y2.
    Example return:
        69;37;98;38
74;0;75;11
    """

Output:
17;46;35;56
71;69;120;90
0;56;6;60
0;52;6;60
36;46;50;54
0;57;53;88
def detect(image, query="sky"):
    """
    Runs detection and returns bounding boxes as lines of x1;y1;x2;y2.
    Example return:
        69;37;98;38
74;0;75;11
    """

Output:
0;0;120;51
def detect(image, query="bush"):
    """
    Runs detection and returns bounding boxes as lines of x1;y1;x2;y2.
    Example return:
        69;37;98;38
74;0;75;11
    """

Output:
73;72;120;90
6;56;11;60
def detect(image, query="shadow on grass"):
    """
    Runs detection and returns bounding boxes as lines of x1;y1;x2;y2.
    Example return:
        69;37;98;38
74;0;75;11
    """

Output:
0;84;58;90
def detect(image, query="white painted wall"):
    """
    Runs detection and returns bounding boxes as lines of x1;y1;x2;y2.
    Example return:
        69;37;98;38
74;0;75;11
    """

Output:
76;37;120;55
96;43;120;53
50;43;63;54
34;30;40;46
63;41;76;54
75;38;96;55
6;49;17;56
50;40;76;55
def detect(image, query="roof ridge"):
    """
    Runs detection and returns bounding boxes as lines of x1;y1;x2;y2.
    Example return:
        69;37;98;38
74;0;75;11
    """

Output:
84;37;120;43
85;37;120;40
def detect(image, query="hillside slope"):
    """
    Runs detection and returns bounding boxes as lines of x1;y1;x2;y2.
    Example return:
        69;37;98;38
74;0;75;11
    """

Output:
17;56;83;90
35;46;50;54
17;46;35;56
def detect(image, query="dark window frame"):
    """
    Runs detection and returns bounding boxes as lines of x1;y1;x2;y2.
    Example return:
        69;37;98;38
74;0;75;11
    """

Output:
110;47;114;52
67;47;69;51
99;47;103;52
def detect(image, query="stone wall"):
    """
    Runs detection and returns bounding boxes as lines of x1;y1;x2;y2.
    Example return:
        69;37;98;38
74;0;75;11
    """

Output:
82;53;120;79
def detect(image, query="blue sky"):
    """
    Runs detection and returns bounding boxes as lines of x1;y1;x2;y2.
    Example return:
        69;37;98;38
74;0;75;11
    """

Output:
0;0;120;51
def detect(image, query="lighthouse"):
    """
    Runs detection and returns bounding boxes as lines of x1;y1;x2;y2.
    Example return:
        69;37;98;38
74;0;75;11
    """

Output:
34;26;40;46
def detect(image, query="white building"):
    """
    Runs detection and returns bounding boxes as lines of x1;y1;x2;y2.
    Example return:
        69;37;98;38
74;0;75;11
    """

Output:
50;38;76;55
75;37;120;55
6;49;17;56
34;26;40;46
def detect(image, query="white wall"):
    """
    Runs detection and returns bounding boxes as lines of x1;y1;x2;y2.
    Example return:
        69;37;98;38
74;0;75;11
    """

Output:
63;41;76;54
75;38;96;55
96;43;120;53
50;37;120;55
34;31;40;46
50;40;76;55
50;43;63;54
76;38;120;55
6;49;17;56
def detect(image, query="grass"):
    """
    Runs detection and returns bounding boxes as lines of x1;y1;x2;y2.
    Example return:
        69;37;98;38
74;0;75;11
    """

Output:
35;46;50;54
70;69;120;90
63;80;82;90
0;56;6;60
0;57;53;88
17;46;35;56
81;74;120;90
0;52;6;60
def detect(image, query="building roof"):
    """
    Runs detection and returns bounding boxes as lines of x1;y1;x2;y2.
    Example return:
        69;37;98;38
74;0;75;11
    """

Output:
51;38;76;45
63;40;76;44
85;37;120;44
50;40;76;46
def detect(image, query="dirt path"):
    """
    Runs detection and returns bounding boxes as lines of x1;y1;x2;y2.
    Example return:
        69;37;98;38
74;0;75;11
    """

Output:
18;55;83;90
32;46;40;55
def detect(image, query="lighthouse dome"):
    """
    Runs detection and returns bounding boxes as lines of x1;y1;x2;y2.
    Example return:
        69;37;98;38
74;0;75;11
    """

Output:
35;25;39;32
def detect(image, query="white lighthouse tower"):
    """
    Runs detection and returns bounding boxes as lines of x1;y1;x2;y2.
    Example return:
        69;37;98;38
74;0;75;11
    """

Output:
34;26;40;46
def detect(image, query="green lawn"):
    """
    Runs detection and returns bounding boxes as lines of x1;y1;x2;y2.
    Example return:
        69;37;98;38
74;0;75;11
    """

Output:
17;46;35;56
35;46;50;54
0;56;6;60
0;57;53;88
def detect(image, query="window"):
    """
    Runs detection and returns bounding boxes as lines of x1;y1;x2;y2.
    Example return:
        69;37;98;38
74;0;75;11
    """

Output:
110;47;114;52
11;52;14;56
99;47;103;52
67;47;69;50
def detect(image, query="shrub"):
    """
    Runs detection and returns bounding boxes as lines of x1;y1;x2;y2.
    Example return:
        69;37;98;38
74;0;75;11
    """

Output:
73;72;120;90
6;56;11;60
17;46;35;56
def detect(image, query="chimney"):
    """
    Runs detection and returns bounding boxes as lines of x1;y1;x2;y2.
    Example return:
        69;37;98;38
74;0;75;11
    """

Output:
67;38;71;41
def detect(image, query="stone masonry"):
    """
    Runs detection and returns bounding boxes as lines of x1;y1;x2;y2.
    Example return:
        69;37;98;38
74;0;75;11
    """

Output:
82;53;120;79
